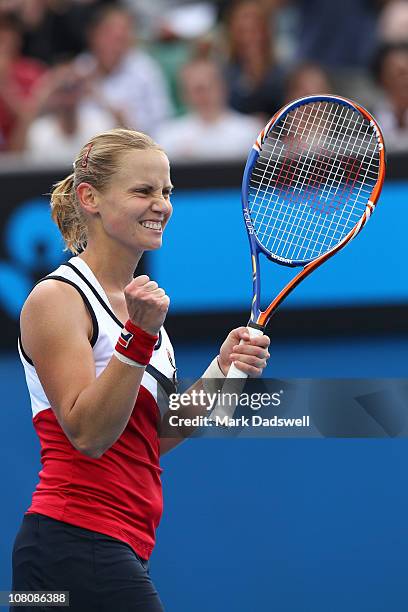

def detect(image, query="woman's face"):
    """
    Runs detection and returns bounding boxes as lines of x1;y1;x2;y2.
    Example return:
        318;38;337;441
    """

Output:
93;149;173;254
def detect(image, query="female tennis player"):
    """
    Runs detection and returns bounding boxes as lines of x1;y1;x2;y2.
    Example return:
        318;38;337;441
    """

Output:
12;128;270;611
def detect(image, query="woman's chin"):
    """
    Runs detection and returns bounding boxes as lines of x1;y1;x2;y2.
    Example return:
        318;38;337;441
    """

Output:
139;238;163;251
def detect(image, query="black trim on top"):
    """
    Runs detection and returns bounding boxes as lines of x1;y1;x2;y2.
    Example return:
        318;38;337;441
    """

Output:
147;364;176;396
62;261;163;352
61;262;123;327
18;275;99;366
18;331;32;365
43;276;99;348
153;331;162;351
61;262;173;395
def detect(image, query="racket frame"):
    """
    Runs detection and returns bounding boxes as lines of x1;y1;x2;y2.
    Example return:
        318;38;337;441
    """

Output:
242;94;386;330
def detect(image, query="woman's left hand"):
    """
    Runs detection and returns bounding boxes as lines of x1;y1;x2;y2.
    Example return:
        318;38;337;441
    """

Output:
218;327;270;377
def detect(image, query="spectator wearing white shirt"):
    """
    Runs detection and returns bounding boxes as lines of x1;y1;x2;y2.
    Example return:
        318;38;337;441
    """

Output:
156;57;263;162
15;60;117;164
76;5;173;136
26;108;116;165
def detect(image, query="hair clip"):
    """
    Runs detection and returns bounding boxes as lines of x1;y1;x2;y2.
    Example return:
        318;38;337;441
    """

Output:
81;143;94;168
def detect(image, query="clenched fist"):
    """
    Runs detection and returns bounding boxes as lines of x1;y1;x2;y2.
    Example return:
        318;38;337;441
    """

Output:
124;275;170;336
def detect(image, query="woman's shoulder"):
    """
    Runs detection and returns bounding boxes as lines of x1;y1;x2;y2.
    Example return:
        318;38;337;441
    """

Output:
20;278;93;361
21;278;91;336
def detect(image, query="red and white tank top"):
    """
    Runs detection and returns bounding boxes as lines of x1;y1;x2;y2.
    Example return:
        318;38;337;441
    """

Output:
18;256;177;560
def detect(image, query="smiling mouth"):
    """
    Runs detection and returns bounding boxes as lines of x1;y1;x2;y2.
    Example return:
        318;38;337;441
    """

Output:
140;220;162;232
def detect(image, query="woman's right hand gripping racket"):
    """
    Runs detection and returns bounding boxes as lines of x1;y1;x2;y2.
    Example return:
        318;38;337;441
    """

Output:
209;94;386;423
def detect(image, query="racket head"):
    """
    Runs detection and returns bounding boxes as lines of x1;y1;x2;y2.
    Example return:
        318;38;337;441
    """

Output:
242;94;386;268
241;94;386;327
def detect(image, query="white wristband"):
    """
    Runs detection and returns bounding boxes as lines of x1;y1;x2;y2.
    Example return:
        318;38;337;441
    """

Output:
202;357;226;394
202;356;225;379
113;350;145;368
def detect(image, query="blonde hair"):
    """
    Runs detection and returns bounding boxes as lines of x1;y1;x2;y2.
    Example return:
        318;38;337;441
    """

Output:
50;128;164;254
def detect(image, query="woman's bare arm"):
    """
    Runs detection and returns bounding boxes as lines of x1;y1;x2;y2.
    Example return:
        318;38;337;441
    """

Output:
21;275;168;458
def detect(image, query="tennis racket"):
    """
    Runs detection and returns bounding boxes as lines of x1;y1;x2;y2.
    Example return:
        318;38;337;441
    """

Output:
210;94;386;421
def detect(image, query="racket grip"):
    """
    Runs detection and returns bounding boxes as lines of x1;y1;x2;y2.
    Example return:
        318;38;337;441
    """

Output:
209;326;264;424
225;325;264;379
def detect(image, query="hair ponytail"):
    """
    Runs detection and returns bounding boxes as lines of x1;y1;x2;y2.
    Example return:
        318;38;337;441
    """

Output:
50;172;87;254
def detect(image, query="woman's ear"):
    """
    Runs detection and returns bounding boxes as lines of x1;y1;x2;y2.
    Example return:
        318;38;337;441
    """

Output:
76;182;99;216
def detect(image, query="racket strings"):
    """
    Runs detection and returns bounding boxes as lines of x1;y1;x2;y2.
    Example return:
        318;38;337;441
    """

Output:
248;101;380;262
254;103;342;259
253;103;344;257
262;106;374;255
251;162;378;197
253;105;377;260
257;129;379;192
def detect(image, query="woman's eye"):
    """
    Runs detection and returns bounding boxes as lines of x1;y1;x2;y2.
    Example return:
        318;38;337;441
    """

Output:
133;189;173;197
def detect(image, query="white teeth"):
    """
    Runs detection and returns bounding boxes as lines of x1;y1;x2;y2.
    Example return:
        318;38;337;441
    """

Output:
141;221;162;230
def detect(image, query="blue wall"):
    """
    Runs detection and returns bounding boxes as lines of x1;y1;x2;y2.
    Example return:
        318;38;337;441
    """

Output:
1;337;408;611
0;181;406;323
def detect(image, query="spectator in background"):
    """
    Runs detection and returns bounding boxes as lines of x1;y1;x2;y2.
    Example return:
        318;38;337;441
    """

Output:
3;0;120;65
291;0;379;69
285;62;332;101
372;42;408;152
378;0;408;44
0;12;46;151
155;57;263;161
280;0;381;106
14;60;118;163
75;5;173;135
148;2;219;116
223;0;285;120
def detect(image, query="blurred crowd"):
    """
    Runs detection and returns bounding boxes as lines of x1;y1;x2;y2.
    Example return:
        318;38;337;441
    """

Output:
0;0;407;164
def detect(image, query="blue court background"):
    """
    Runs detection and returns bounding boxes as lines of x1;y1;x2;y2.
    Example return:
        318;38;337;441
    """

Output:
0;180;407;611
